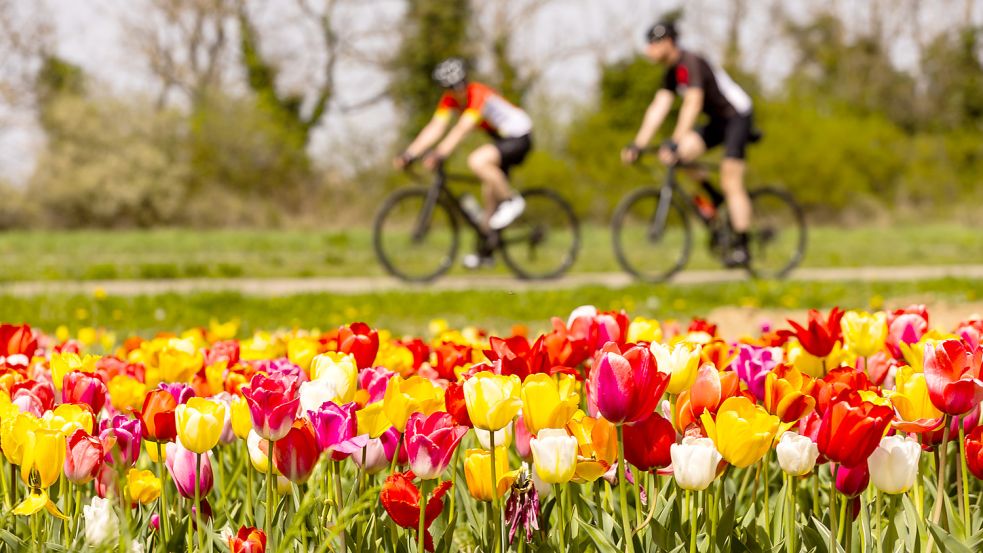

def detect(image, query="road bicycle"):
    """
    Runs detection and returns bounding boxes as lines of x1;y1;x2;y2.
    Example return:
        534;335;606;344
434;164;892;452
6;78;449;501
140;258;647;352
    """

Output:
373;164;580;282
611;157;806;281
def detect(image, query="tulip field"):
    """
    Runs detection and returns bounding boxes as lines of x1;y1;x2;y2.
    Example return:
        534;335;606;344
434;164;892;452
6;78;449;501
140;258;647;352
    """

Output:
2;305;983;553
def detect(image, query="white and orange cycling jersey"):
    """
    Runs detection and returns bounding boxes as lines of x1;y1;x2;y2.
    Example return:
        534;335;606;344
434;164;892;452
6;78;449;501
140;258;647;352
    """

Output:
435;82;533;138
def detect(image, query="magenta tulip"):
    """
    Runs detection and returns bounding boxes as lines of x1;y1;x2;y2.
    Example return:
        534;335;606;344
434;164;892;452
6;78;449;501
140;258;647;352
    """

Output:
159;382;195;404
587;342;670;424
404;411;468;480
834;463;870;497
242;373;301;441
99;415;142;467
307;401;369;460
165;441;214;498
358;366;395;404
731;345;781;401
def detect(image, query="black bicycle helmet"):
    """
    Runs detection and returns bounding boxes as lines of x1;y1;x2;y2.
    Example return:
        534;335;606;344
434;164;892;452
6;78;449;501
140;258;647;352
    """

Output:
646;21;678;43
432;58;467;89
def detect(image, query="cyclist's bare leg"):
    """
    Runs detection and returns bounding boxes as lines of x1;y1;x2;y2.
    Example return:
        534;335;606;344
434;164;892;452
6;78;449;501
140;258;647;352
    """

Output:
675;131;706;163
720;158;750;232
467;144;511;230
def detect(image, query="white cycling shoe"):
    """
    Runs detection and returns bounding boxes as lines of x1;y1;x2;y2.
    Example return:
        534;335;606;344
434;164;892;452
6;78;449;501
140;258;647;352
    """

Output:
462;253;496;270
488;196;525;230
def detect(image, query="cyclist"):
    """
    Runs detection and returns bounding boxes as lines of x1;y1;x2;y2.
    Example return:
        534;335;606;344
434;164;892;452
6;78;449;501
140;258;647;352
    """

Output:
394;58;531;269
621;21;756;267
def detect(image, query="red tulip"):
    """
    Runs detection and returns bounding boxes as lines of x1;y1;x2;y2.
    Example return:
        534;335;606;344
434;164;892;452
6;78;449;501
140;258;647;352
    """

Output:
834;462;869;497
783;307;844;358
339;322;379;369
924;339;983;416
64;429;104;484
273;420;319;483
623;411;676;471
444;381;472;428
242;373;301;441
404;412;468;480
139;389;178;443
432;342;473;381
229;525;267;553
817;391;893;467
11;379;55;414
0;323;37;368
815;367;874;415
62;371;109;415
587;342;669;424
380;471;453;552
966;426;983;480
205;340;240;368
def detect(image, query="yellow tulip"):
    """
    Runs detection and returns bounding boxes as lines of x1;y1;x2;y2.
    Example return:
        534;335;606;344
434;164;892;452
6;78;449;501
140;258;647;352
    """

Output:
356;401;392;438
463;371;521;431
1;412;40;465
889;366;943;422
287;338;320;373
230;395;253;439
464;447;519;502
108;375;147;413
205;360;228;395
50;353;100;391
383;375;445;432
20;428;66;489
566;411;617;482
208;318;239;341
146;440;166;463
651;342;702;395
175;397;228;454
897;332;948;373
309;352;358;403
841;310;887;358
787;339;847;378
375;342;416;377
127;469;162;504
627;317;663;344
701;396;779;468
520;373;580;435
41;403;95;436
158;338;204;383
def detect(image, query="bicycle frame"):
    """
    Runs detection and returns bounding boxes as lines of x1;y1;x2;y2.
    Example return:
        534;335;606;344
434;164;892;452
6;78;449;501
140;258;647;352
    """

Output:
409;165;483;242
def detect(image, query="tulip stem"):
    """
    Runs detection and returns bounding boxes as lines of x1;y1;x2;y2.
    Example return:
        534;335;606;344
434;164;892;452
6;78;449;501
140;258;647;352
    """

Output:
616;425;635;553
632;468;643;528
958;422;971;533
0;457;8;510
194;452;204;553
555;484;566;552
829;480;837;553
390;433;404;474
334;461;347;550
418;479;428;553
688;490;697;553
874;489;881;553
245;444;254;526
266;441;275;549
489;429;503;553
156;442;170;548
844;499;853;553
763;453;771;541
785;474;795;553
448;446;460;528
61;477;69;550
931;417;950;524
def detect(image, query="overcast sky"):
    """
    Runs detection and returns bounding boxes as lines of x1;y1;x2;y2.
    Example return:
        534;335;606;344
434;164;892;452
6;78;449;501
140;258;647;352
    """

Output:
1;0;978;183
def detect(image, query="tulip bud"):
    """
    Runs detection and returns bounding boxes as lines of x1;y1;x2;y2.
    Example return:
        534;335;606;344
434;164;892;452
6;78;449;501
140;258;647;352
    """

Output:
867;435;920;494
669;437;722;491
776;432;819;476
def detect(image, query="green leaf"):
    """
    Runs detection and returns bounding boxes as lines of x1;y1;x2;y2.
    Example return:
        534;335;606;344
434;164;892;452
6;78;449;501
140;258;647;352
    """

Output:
575;513;619;553
716;501;736;551
926;520;973;553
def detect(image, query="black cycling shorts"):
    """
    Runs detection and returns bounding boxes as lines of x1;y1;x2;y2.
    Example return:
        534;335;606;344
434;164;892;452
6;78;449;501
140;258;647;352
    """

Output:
494;134;532;175
698;113;753;160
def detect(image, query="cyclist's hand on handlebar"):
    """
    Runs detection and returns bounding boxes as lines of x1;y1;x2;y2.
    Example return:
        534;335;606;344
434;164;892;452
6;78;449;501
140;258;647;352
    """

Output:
621;143;642;165
393;152;415;171
422;153;445;171
658;141;679;166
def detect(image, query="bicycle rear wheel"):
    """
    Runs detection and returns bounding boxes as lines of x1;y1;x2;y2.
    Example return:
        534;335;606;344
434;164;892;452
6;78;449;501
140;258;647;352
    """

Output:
744;186;807;279
372;187;459;282
611;187;692;282
499;188;580;280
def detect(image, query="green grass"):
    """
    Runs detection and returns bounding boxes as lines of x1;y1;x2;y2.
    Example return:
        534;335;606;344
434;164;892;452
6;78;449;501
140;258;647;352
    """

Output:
3;277;980;338
0;223;980;282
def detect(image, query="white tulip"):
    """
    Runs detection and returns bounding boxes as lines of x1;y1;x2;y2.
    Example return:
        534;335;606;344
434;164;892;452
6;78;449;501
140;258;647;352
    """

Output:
529;428;578;484
776;432;820;476
298;378;347;414
670;437;722;491
84;496;118;545
477;425;513;450
567;305;597;327
867;435;921;494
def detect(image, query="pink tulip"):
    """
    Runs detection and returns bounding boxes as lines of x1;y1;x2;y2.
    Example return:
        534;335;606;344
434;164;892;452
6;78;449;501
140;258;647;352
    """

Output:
886;306;928;360
353;431;397;474
158;382;195;404
514;415;533;459
358;366;395;404
404;411;468;480
165;441;214;498
100;415;142;466
64;429;104;484
242;373;301;441
62;371;108;414
307;401;369;460
587;342;670;424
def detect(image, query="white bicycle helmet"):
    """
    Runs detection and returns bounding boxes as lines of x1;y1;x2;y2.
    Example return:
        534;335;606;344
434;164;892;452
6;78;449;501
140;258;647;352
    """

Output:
432;58;467;89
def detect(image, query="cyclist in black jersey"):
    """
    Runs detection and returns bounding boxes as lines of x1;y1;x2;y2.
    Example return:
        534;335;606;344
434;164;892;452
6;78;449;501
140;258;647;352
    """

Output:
621;21;756;267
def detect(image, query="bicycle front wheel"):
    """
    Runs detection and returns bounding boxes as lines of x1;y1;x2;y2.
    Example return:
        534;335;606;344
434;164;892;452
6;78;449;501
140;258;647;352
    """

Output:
372;187;459;282
611;187;692;282
499;188;580;280
745;186;807;279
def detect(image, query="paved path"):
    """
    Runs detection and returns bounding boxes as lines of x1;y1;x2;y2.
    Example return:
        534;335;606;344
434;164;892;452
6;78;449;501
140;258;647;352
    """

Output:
2;265;982;297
